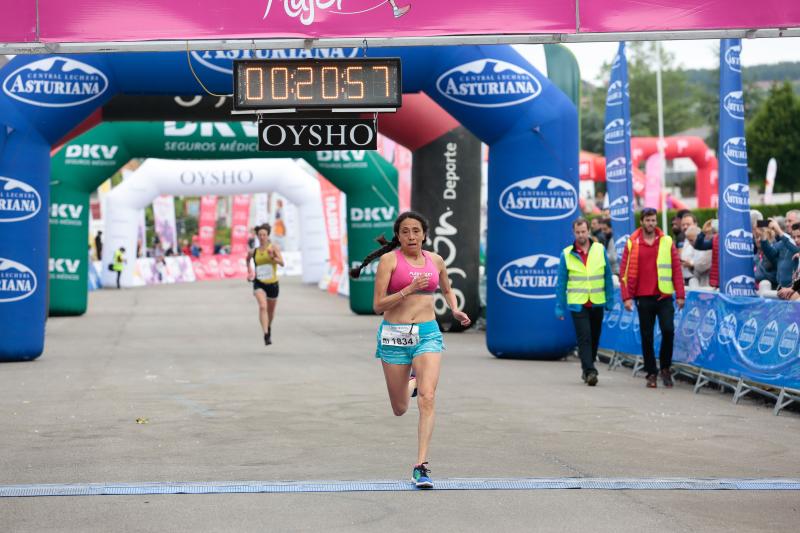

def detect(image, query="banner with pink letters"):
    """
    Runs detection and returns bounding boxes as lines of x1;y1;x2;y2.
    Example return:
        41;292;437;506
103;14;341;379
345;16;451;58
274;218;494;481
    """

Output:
4;1;798;44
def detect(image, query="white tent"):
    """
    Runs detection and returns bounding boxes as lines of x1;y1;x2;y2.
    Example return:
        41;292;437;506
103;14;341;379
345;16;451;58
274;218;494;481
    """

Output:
102;158;327;287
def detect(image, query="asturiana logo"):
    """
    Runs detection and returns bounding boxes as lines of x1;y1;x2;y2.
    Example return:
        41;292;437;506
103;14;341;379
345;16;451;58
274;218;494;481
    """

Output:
499;176;577;221
681;306;701;337
436;59;542;108
606;80;623;106
723;91;745;120
0;258;37;302
722;137;748;167
0;176;41;223
725;44;742;73
758;320;779;354
604;118;627;145
609;195;631;222
699;308;717;341
606;156;628;183
778;323;799;359
724;229;753;259
722;183;750;213
724;275;755;296
619;306;634;330
191;48;359;75
717;313;737;345
2;57;108;108
737;317;758;351
614;235;628;267
496;254;559;300
606;301;622;328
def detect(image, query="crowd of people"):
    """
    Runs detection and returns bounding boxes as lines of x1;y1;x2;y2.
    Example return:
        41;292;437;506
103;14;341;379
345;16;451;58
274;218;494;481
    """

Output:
587;205;800;301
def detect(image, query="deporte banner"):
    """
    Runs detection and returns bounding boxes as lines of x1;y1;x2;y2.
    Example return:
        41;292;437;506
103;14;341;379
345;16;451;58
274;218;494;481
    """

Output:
5;2;799;44
674;291;800;390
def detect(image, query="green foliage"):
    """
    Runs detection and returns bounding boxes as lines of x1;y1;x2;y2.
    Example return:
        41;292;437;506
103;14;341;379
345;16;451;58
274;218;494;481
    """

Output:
746;82;800;193
215;226;231;245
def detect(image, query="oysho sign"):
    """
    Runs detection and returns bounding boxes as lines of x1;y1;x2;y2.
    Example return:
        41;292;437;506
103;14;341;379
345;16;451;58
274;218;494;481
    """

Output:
436;59;541;108
0;258;37;303
496;254;559;300
179;170;254;186
258;118;376;151
0;176;41;223
3;57;108;108
499;176;577;221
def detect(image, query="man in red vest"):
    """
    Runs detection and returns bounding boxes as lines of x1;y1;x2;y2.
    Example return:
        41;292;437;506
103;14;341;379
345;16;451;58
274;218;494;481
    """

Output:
620;208;686;388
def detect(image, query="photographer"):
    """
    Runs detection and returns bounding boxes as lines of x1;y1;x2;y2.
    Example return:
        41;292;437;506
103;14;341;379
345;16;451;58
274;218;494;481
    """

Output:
759;219;800;292
775;223;800;301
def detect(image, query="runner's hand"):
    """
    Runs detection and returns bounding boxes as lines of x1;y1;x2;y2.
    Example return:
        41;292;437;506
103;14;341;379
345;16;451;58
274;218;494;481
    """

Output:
453;310;471;327
406;276;429;294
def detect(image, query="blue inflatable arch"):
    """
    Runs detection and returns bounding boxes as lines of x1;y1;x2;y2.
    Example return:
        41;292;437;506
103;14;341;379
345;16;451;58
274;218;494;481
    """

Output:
0;45;578;361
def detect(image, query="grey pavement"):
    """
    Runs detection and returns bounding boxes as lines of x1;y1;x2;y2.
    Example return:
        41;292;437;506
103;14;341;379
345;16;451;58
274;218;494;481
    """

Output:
1;277;799;532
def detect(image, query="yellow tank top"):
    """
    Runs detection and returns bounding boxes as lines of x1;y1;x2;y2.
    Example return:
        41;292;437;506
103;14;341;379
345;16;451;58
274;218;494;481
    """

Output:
254;245;278;284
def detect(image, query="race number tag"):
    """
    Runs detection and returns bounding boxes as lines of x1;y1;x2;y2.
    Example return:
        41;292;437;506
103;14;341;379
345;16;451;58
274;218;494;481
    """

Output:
381;324;420;347
256;264;274;280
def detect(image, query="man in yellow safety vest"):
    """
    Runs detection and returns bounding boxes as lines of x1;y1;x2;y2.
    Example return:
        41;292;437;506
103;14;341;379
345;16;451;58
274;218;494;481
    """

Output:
555;218;614;386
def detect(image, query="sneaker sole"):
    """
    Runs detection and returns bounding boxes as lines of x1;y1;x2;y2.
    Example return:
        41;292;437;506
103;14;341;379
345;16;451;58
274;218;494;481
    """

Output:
414;479;433;489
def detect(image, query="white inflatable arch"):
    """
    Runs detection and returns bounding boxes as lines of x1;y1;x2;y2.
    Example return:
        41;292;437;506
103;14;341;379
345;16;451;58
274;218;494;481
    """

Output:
102;158;327;288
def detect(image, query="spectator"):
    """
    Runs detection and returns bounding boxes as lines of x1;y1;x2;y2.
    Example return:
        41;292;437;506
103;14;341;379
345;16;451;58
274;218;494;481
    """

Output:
111;247;126;289
785;209;800;229
590;217;607;246
672;209;690;249
620;207;686;388
761;219;800;290
94;231;103;261
599;217;618;276
777;246;800;301
180;239;191;256
693;219;720;289
754;228;779;291
682;226;712;288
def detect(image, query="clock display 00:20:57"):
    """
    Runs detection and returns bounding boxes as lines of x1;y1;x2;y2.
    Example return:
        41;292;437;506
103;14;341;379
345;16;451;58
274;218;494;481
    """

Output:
233;58;401;110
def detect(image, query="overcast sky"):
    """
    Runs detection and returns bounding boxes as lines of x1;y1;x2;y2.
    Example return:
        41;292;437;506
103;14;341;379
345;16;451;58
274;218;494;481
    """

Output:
562;37;800;83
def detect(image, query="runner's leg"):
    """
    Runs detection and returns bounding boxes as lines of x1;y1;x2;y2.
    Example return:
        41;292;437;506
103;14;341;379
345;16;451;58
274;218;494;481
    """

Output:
382;361;412;416
411;353;441;465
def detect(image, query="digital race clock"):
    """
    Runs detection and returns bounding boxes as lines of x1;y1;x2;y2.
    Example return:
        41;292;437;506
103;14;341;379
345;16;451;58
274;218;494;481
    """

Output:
233;58;401;112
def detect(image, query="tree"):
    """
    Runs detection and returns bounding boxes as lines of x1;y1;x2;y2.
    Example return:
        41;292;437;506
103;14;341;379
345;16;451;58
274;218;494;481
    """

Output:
746;81;800;193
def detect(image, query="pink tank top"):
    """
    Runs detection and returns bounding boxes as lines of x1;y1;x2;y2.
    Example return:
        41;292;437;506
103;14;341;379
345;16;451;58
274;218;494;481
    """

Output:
388;250;439;295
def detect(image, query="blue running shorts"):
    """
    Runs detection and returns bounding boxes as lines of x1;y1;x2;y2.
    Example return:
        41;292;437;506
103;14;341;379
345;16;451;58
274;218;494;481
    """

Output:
375;319;445;365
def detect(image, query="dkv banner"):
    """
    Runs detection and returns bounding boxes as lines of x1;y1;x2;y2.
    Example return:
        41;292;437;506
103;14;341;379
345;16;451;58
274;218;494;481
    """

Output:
604;42;635;263
718;39;755;296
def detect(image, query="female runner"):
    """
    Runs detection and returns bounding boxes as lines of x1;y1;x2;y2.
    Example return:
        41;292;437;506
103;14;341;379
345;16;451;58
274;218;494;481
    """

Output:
247;223;284;345
350;211;471;488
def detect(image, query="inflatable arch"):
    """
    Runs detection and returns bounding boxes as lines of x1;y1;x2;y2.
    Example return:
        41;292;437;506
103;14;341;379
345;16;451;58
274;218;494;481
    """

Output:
49;120;397;317
0;45;577;361
102;158;327;288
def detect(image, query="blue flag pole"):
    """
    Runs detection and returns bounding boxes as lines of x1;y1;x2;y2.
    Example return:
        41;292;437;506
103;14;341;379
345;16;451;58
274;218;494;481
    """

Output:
718;39;756;296
604;42;635;263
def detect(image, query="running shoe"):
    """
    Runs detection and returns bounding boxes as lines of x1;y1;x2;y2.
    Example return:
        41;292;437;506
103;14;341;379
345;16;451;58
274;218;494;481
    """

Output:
412;462;433;489
264;329;272;346
409;372;418;398
660;368;674;388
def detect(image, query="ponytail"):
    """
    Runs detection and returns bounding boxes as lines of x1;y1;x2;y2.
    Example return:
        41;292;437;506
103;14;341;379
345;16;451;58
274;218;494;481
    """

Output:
349;234;400;279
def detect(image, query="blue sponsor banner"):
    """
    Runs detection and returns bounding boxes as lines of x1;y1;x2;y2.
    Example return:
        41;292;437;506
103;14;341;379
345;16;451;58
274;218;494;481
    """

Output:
599;288;663;356
675;291;800;389
718;39;756;296
603;42;635;263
